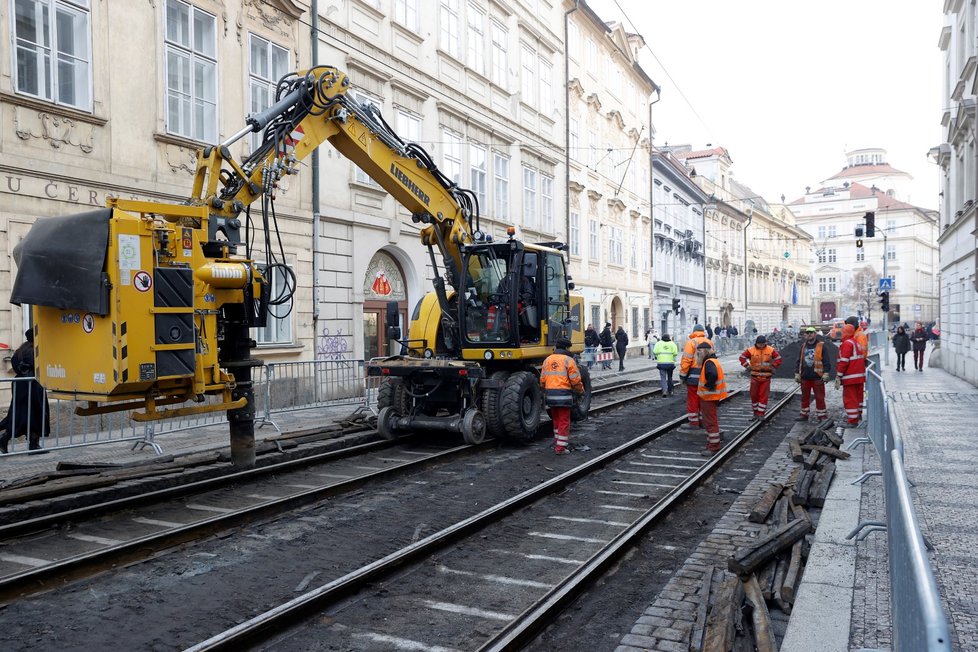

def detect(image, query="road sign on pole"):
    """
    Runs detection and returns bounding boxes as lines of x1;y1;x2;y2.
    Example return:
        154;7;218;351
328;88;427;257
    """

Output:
878;277;894;292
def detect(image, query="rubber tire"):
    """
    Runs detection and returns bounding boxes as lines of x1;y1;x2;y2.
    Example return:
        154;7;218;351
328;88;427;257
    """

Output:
377;406;398;440
481;370;510;439
377;378;410;415
461;408;487;445
570;363;592;422
500;370;542;441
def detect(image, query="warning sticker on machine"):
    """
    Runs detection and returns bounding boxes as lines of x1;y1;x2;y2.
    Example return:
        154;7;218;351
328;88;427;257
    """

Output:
139;363;156;381
118;234;140;285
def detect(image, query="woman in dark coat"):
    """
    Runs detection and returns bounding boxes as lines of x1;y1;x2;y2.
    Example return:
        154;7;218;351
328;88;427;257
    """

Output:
892;325;910;372
0;331;50;454
614;326;629;371
910;321;928;372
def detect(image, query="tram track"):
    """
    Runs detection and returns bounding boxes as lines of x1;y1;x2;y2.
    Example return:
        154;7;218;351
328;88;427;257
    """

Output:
0;375;664;605
184;388;797;651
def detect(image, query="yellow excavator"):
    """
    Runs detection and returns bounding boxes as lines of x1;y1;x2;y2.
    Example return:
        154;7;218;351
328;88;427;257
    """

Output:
11;66;589;463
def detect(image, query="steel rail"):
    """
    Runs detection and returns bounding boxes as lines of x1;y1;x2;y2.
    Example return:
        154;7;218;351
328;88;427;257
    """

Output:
0;377;662;603
479;388;799;651
182;390;748;652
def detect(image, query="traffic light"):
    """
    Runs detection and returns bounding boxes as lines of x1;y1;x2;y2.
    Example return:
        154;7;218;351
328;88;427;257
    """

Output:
865;211;876;237
880;291;890;312
856;239;864;248
672;298;681;313
855;226;864;237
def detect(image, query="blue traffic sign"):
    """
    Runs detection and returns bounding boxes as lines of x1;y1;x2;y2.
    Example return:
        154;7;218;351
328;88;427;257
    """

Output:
879;277;894;291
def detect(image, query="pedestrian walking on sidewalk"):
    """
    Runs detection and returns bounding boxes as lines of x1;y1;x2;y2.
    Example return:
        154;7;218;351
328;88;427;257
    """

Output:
911;321;928;371
739;334;782;419
679;324;712;431
794;326;829;422
892;325;910;372
584;324;599;370
599;323;614;370
0;330;50;454
645;328;658;359
615;326;629;371
697;341;727;454
653;334;679;396
539;337;585;455
837;324;867;426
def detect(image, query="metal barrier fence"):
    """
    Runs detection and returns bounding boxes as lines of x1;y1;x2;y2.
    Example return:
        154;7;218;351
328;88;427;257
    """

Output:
260;359;368;427
848;355;952;651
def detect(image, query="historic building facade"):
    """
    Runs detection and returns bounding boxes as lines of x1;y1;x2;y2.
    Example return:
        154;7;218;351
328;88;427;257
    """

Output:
934;3;978;384
565;1;657;339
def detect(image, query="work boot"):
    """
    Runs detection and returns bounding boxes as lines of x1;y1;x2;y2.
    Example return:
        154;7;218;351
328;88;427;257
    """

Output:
0;441;7;455
554;447;569;455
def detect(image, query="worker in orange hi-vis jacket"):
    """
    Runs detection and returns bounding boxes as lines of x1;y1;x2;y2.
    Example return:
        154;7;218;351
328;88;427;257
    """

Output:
539;337;585;455
696;341;727;455
836;324;867;426
738;334;783;420
679;324;712;432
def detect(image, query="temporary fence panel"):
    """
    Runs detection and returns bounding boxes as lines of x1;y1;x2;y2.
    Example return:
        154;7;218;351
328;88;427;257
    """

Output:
262;360;367;419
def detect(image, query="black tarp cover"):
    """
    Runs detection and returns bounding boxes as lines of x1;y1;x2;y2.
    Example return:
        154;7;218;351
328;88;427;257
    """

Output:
11;208;111;314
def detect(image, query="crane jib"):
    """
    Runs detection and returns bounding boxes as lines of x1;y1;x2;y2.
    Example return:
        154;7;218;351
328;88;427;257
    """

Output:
390;163;431;207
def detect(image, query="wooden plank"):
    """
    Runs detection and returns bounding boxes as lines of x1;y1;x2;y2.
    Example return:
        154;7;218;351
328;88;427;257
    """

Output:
743;574;777;652
703;575;745;652
772;554;792;614
748;483;784;523
822;428;843;447
728;518;812;576
808;462;837;508
800;444;851;460
803;449;821;470
788;437;804;463
793;470;815;506
781;540;804;604
690;568;716;652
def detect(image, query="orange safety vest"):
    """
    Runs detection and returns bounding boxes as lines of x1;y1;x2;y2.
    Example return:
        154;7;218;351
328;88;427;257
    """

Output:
697;358;728;401
540;353;585;407
739;346;782;378
680;334;713;384
797;341;825;377
854;328;869;359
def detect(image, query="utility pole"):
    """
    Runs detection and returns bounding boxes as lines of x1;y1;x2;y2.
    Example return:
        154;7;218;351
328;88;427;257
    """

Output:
881;227;890;367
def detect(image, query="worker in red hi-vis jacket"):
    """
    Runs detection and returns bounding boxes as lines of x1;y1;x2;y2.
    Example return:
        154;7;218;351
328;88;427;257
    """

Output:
679;324;712;432
539;337;585;454
738;334;782;420
836;324;867;426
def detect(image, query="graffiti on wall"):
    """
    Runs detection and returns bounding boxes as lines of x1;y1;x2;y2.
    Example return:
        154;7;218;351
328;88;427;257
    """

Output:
316;326;349;360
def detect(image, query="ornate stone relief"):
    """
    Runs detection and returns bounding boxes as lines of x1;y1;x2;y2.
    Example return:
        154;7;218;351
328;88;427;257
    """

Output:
13;109;95;153
164;142;198;175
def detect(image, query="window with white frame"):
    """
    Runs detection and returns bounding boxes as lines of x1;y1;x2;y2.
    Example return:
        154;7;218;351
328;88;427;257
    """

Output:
569;211;580;256
493;152;510;220
567;20;579;60
490;20;507;86
249;34;290;150
568;118;579;162
886;218;896;232
13;0;92;110
541;174;554;233
469;143;487;212
466;4;486;76
164;0;217;142
395;109;421;143
827;224;837;238
394;0;419;31
886;243;896;260
589;219;599;262
827;248;837;263
609;227;623;265
440;0;460;58
585;38;596;70
817;250;827;264
856;248;865;262
351;90;382;186
817;276;837;293
441;129;463;184
522;165;538;229
254;264;293;344
538;57;552;113
520;45;536;106
630;233;637;268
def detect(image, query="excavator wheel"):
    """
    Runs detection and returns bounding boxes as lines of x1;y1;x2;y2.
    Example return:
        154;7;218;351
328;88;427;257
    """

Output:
460;408;487;445
377;406;399;441
500;370;542;442
570;364;592;422
481;370;510;439
377;378;410;415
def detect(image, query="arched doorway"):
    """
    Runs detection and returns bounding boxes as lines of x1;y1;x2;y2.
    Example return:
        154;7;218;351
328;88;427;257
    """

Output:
363;251;408;358
610;296;624;331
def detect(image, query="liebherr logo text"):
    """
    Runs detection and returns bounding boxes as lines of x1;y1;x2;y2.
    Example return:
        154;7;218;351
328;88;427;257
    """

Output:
391;164;430;206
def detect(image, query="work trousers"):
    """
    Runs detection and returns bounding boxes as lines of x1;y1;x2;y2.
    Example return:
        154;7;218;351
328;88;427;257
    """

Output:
685;384;701;426
749;376;771;417
842;384;864;425
657;364;675;395
549;406;571;451
700;400;722;451
913;349;925;370
799;379;827;420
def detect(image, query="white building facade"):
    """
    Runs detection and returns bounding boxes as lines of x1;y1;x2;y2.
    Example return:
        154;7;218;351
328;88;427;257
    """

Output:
934;3;978;385
565;1;657;340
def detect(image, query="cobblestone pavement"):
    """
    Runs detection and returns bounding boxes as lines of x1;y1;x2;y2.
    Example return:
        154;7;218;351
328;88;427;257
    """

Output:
866;350;978;652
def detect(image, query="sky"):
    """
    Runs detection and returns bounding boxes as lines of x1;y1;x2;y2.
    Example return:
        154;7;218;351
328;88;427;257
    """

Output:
599;0;944;210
